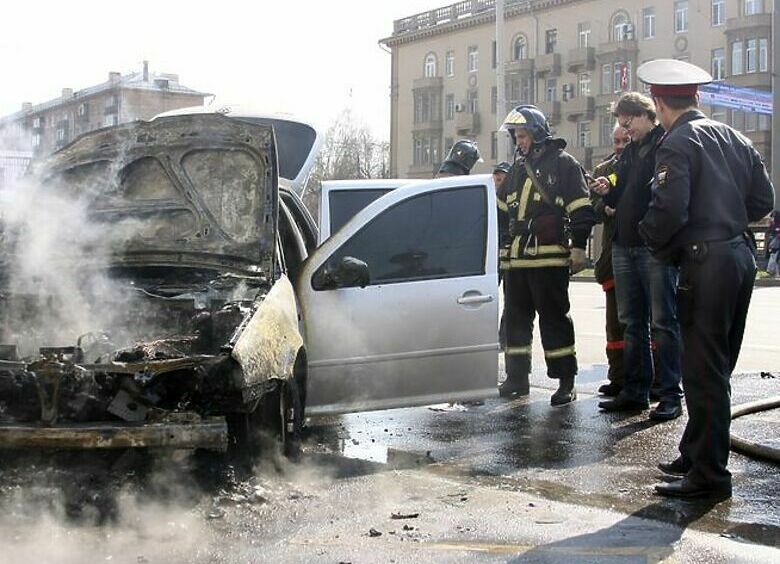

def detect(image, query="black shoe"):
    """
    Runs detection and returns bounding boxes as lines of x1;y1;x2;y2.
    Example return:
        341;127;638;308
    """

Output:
498;375;529;398
551;375;576;406
649;387;662;401
598;395;649;412
649;401;682;421
598;382;623;397
654;477;731;500
657;457;690;477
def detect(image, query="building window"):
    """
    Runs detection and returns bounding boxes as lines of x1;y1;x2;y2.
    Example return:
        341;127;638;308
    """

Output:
675;1;689;33
444;137;453;155
601;64;612;94
513;35;527;60
545;79;557;102
600;111;613;146
732;41;744;74
445;94;455;121
578;72;591;96
545;29;557;54
613;62;631;93
745;112;758;132
712;48;726;80
491;41;497;69
711;106;727;123
642;7;656;39
577;23;591;48
744;0;762;16
611;12;632;41
577;122;592;148
711;0;725;26
77;103;87;116
467;90;478;113
468;46;478;72
746;39;757;73
445;51;455;77
491;131;498;160
32;117;41;128
491;86;498;114
32;133;41;147
412;136;441;167
424;53;437;78
759;114;771;131
759;38;768;72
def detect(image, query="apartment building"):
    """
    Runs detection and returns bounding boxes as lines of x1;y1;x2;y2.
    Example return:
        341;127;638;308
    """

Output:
381;0;773;178
0;61;211;160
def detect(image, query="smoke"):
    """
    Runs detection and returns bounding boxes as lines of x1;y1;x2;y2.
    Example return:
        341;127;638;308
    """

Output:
1;175;144;357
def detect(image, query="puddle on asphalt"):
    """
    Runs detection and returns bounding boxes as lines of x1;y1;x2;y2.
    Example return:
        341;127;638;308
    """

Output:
339;438;389;463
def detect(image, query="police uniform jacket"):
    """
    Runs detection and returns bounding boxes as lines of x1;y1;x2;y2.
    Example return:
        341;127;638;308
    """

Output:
638;110;775;260
498;139;595;269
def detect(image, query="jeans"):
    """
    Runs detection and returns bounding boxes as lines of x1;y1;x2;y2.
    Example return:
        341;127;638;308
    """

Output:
612;244;683;403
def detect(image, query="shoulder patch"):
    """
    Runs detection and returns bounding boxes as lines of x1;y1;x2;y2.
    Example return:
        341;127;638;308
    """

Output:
656;165;669;187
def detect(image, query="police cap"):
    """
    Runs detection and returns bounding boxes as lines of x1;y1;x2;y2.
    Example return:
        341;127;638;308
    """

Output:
637;59;712;98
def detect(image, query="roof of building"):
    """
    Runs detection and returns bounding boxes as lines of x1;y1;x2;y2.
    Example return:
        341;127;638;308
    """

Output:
381;0;576;46
0;69;212;125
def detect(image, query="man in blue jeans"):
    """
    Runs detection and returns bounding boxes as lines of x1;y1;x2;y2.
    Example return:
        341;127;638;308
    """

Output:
592;92;683;421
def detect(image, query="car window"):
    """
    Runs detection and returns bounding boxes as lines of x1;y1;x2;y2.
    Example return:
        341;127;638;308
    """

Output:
328;188;393;236
315;186;486;288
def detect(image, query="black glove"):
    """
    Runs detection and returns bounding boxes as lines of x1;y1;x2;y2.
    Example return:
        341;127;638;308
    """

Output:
508;218;532;238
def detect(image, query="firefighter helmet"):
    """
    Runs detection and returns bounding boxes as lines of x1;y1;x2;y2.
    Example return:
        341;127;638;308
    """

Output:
500;105;552;145
438;139;482;176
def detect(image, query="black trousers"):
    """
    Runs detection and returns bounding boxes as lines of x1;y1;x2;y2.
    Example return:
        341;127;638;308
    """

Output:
676;237;756;487
504;267;577;380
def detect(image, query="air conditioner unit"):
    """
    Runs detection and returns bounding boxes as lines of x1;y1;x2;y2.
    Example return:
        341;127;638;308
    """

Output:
455;103;465;112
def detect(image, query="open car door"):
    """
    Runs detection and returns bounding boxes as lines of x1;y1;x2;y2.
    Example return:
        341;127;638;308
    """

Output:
298;175;499;416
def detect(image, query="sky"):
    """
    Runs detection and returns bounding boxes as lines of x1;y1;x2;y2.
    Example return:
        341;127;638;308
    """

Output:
0;0;447;140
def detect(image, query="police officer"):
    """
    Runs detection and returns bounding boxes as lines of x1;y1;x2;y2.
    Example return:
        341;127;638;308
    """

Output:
437;139;482;177
497;105;596;404
636;60;775;499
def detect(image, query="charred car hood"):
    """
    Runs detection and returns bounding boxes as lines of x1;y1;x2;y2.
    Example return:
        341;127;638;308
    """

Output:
31;114;278;274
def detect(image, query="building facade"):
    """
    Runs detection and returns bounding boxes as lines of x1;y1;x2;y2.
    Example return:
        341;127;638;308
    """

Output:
0;61;211;162
381;0;773;178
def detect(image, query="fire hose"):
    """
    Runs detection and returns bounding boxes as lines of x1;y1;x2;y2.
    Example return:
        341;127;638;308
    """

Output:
730;395;780;463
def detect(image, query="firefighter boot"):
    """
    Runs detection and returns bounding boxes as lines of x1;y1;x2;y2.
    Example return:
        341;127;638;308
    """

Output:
498;373;530;398
551;375;576;405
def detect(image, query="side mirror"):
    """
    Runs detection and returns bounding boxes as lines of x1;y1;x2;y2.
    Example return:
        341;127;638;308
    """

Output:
312;256;370;290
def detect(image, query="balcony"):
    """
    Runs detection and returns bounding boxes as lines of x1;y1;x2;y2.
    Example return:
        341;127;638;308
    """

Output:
412;117;443;132
727;72;771;90
505;58;534;74
726;13;772;34
565;96;595;121
568;47;595;72
535;53;561;77
455;111;480;135
407;163;438;179
413;77;443;90
596;39;638;61
536;101;561;125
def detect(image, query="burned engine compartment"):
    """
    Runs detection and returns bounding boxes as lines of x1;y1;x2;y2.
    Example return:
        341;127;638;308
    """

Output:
0;265;269;426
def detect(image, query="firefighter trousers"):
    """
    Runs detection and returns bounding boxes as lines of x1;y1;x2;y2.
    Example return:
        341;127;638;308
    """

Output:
504;267;577;380
604;283;626;386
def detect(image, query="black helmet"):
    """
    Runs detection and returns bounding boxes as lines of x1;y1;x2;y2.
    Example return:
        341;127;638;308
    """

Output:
438;139;482;176
500;105;552;145
493;161;512;174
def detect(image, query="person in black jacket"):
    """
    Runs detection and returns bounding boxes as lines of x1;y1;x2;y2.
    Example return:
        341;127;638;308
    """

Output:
637;59;775;499
593;92;683;421
496;105;595;404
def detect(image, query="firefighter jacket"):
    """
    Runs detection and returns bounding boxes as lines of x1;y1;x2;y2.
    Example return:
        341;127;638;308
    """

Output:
497;140;595;269
638;110;775;262
591;153;620;285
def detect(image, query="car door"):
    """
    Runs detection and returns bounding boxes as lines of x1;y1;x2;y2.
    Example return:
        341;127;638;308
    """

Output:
298;175;499;416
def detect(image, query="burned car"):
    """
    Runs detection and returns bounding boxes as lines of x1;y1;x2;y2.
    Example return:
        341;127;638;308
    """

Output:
0;108;500;453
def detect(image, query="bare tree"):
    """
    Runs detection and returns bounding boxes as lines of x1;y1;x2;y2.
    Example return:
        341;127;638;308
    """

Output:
304;109;389;216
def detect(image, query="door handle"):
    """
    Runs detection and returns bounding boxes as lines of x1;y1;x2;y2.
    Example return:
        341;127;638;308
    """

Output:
457;293;494;305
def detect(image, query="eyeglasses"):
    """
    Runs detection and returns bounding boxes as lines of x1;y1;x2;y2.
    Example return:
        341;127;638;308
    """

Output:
618;116;634;129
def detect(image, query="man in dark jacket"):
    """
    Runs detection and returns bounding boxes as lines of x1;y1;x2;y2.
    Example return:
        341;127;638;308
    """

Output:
637;59;774;499
496;105;595;404
590;123;630;396
593;92;683;422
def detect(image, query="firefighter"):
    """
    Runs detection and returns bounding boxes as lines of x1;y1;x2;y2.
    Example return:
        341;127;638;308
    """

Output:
437;139;482;177
590;123;630;397
636;59;774;499
494;161;512;349
496;105;596;404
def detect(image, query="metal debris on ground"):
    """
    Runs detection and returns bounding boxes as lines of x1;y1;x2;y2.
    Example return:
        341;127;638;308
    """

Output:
390;512;419;520
760;372;776;379
368;528;382;537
